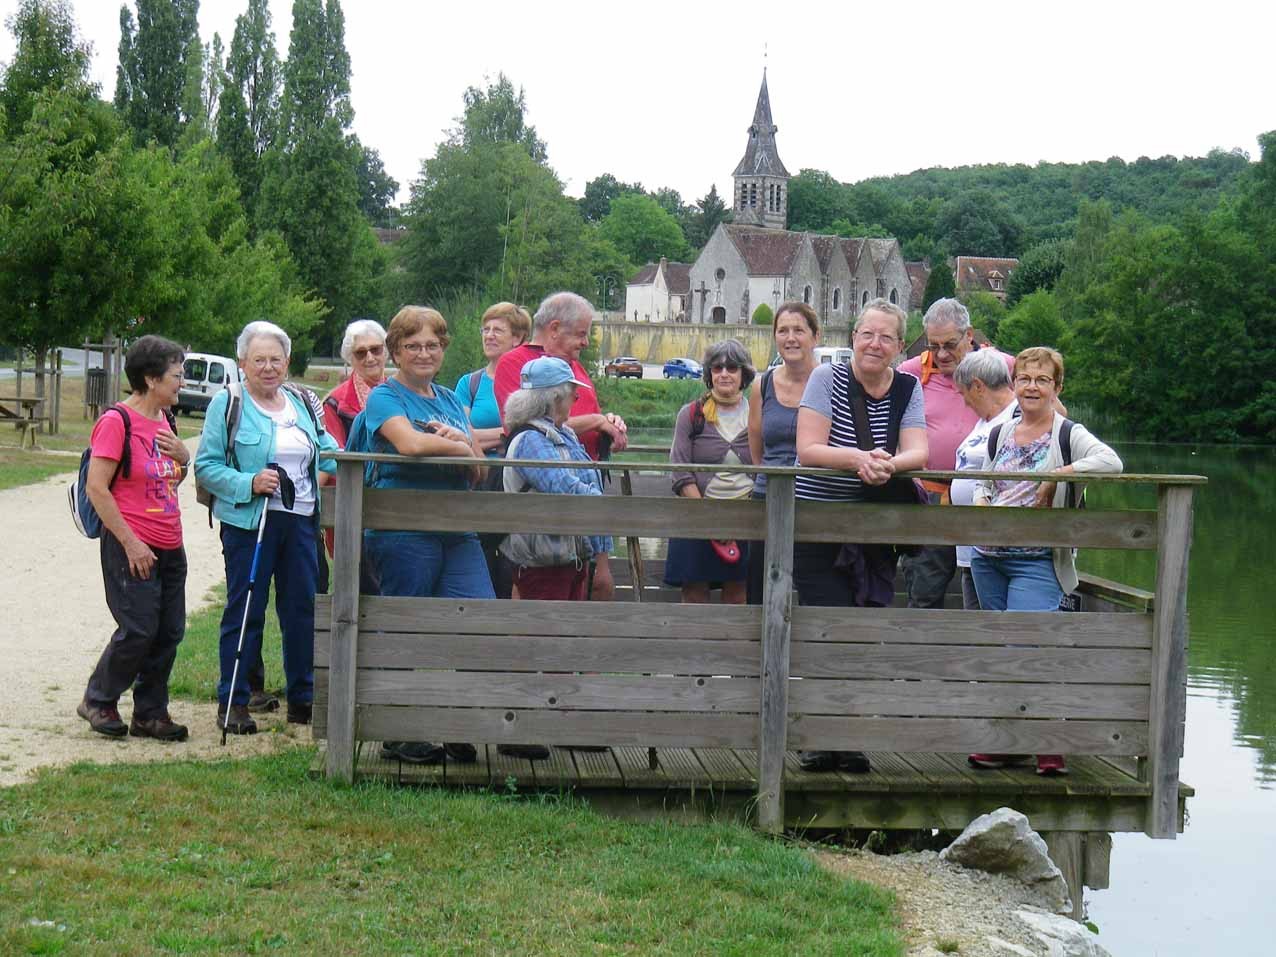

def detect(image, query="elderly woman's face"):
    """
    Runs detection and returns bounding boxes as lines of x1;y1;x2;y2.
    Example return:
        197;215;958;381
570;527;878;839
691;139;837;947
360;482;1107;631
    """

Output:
351;333;386;384
481;317;516;362
1012;360;1059;415
241;335;288;395
553;385;578;426
709;357;744;402
852;310;902;374
394;327;445;382
774;311;817;364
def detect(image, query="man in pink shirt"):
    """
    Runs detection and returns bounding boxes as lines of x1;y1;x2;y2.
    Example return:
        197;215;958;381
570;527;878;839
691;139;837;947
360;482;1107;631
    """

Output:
493;291;628;597
897;298;1014;608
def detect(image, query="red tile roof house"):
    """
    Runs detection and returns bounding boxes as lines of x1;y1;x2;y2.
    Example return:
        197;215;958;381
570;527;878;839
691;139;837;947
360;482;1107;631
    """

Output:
954;256;1019;302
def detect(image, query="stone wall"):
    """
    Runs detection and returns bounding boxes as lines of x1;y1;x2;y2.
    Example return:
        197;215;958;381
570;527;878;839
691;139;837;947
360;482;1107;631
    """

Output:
594;320;851;371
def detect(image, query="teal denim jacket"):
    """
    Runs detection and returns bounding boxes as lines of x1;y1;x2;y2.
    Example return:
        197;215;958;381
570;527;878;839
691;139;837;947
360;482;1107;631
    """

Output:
194;385;339;532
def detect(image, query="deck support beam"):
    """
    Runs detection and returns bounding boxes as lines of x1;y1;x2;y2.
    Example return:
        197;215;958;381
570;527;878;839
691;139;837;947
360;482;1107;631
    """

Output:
757;476;795;835
325;460;363;784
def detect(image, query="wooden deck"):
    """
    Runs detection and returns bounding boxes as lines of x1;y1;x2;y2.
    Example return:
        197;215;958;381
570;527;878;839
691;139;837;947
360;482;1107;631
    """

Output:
311;744;1189;834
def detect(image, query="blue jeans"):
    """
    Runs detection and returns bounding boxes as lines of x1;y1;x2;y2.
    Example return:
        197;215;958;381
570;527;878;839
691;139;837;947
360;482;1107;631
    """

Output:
219;512;318;708
970;552;1063;612
365;531;495;599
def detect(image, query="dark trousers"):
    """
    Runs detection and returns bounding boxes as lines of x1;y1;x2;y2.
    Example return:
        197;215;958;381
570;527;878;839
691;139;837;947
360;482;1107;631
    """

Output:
218;511;317;709
85;533;187;719
792;541;853;608
902;544;957;608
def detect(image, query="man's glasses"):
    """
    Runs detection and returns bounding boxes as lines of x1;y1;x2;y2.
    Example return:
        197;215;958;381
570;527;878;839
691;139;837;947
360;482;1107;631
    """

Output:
711;362;741;373
353;344;384;360
854;331;898;346
1013;374;1055;388
928;338;964;354
400;341;443;356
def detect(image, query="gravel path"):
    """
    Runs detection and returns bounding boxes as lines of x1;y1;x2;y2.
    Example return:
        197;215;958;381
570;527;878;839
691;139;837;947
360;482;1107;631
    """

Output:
0;438;304;788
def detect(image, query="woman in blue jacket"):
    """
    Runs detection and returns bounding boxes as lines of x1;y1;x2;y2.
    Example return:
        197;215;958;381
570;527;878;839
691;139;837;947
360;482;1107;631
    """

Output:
194;321;338;735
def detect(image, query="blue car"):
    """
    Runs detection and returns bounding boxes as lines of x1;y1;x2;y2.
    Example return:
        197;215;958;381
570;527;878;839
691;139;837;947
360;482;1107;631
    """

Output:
662;357;702;380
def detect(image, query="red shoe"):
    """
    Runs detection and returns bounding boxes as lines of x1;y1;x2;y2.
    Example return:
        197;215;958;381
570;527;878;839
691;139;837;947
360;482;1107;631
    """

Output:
967;753;1030;769
1036;754;1068;776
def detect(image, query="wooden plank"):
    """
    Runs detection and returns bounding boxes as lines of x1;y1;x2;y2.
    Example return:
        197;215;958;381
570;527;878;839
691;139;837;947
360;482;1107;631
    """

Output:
790;643;1150;685
757;474;795;835
569;747;625;788
353;594;761;639
489;745;535;789
906;752;988;791
787;716;1147;756
782;750;842;793
611;746;667;788
786;679;1150;721
325;460;363;782
657;748;712;789
320;634;762;676
530;745;577;790
1147;485;1193;839
356;707;758;749
340;486;1157;550
354;671;761;714
442;745;492;787
1043;832;1083;919
695;748;756;788
1077;573;1154;612
863;751;925;791
1083;831;1112;890
791;606;1152;649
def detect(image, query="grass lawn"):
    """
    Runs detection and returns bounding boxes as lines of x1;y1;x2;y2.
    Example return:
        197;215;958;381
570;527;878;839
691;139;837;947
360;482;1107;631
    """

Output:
168;586;285;702
0;751;902;956
593;377;702;431
0;448;79;490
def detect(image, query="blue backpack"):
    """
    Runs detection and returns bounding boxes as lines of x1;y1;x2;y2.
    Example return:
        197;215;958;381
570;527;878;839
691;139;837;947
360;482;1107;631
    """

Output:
69;404;177;538
342;407;380;485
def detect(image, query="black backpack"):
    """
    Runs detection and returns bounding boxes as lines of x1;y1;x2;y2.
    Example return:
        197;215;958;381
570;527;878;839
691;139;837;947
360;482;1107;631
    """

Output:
70;404;178;539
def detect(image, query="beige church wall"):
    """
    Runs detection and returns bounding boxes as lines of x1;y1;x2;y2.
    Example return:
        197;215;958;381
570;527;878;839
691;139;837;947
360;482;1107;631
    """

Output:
594;321;850;370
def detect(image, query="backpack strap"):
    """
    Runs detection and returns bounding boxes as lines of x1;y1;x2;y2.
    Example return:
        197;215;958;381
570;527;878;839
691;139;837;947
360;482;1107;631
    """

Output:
1059;418;1082;509
465;369;484;408
506;422;568;493
689;398;707;439
844;368;912;454
281;381;325;436
323;393;355;436
760;368;775;404
107;404;133;485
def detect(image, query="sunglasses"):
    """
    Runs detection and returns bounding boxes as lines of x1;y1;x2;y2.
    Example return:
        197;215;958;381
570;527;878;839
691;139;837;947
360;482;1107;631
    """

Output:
710;362;741;373
353;344;385;360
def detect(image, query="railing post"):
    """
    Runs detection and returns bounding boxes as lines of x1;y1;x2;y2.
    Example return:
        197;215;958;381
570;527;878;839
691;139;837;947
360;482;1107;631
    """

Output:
326;459;364;784
757;475;795;834
1146;484;1193;837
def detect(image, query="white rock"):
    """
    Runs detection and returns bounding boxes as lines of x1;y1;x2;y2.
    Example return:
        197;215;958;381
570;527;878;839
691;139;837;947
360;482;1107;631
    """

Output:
940;807;1072;913
1016;909;1112;957
987;936;1037;956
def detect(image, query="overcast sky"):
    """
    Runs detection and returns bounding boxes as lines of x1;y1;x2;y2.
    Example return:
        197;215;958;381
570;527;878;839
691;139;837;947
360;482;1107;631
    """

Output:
3;0;1273;207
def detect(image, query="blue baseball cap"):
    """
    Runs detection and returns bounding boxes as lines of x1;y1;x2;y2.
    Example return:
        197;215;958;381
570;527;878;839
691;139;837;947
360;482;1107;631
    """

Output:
520;356;591;390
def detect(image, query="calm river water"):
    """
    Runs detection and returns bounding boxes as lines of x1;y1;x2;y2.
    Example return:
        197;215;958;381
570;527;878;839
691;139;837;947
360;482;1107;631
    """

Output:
1078;444;1275;956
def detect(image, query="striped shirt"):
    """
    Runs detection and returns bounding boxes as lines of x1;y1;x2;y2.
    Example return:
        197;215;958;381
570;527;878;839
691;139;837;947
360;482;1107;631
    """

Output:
795;363;924;502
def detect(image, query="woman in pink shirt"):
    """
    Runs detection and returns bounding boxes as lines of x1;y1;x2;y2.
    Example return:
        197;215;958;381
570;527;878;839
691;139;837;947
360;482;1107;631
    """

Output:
77;336;191;742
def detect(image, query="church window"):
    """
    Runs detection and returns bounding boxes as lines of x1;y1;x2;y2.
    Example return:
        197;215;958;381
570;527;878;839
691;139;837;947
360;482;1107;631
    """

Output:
777;185;782;209
889;288;898;305
750;183;757;207
862;290;870;307
832;288;841;311
715;268;726;282
803;284;812;305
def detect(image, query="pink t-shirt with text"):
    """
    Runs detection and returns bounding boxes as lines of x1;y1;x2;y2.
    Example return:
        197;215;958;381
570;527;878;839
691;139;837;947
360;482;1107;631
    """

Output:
89;406;183;549
897;347;1015;471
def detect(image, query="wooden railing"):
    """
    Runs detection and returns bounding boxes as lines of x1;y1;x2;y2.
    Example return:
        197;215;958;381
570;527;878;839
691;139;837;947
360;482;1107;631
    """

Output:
316;454;1201;839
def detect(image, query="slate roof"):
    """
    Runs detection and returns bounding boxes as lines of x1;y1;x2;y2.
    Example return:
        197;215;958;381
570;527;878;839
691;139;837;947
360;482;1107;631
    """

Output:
628;263;660;285
723;225;805;276
840;238;865;272
905;261;931;311
955;256;1019;293
665;262;692;295
732;71;790;178
865;238;897;274
811;235;838;272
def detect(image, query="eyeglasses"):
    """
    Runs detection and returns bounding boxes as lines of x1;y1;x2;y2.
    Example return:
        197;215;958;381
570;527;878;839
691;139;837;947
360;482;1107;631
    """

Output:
710;362;741;373
249;356;286;370
1013;374;1055;388
399;341;443;356
854;331;898;346
928;338;965;354
353;344;384;360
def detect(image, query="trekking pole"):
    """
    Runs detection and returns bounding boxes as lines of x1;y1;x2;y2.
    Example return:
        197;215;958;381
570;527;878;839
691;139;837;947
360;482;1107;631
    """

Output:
222;479;273;746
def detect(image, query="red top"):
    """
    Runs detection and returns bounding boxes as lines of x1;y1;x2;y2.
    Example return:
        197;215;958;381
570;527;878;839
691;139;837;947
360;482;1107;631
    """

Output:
90;406;183;549
493;343;603;459
322;375;364;449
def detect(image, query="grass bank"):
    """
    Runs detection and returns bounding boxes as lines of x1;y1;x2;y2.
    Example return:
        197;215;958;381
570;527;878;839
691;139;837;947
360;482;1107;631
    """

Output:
168;586;285;702
593;377;703;431
0;750;902;956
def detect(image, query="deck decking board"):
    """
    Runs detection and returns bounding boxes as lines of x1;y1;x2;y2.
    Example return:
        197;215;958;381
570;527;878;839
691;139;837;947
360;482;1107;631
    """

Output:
568;747;625;788
612;746;667;788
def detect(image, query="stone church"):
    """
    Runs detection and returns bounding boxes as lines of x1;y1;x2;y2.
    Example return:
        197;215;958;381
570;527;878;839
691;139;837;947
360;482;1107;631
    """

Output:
677;72;911;326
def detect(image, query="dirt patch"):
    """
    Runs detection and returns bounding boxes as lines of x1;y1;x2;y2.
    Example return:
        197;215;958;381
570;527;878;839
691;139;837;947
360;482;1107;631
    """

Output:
0;438;309;788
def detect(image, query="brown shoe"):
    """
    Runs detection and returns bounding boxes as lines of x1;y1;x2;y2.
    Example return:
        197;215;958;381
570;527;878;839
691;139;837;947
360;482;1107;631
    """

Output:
286;701;312;725
77;698;128;738
130;713;189;742
246;690;280;713
216;704;257;735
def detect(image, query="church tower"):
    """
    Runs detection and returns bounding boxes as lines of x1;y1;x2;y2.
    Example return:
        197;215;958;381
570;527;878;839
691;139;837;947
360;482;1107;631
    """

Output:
732;70;789;229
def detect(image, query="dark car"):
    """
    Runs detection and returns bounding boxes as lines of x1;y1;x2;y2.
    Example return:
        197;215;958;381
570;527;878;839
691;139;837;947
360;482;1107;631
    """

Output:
604;356;643;378
662;357;702;380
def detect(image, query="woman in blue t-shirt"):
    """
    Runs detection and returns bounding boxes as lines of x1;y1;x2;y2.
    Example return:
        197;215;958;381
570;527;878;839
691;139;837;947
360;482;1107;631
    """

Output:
455;301;532;455
362;305;493;766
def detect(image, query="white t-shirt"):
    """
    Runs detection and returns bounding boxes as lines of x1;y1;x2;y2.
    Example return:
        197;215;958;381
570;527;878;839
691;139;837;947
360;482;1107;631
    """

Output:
951;400;1018;567
252;395;316;516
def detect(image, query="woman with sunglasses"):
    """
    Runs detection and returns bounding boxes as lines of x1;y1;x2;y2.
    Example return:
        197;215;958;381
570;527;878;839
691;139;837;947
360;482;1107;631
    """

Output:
323;319;389;449
666;339;756;604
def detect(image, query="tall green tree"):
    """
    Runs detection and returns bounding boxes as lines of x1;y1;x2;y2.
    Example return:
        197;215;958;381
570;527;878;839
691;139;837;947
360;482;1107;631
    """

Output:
995;290;1063;354
599;193;691;265
579;172;642;222
115;0;202;147
0;0;92;132
921;262;956;311
1006;238;1067;305
685;183;729;249
351;139;398;225
216;0;279;218
455;73;546;163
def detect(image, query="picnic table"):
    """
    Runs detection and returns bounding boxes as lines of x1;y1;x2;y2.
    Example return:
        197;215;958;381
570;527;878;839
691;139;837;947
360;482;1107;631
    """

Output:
0;395;49;449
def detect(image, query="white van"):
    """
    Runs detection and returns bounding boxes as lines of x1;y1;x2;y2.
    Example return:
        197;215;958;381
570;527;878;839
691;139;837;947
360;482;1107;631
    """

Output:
813;346;853;366
178;352;243;414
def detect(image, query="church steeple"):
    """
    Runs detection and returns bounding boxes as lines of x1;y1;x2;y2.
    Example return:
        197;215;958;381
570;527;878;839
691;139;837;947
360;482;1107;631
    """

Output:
732;70;789;229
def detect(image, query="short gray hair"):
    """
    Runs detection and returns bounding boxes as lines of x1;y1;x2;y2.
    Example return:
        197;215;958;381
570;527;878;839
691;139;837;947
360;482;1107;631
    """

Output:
237;320;291;360
503;383;575;431
339;319;387;363
533;291;593;332
855;298;908;341
953;349;1012;391
700;338;756;389
923;297;971;333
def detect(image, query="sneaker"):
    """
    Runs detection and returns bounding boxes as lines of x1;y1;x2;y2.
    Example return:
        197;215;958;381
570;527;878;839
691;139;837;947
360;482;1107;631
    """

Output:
497;744;550;760
246;690;280;713
443;743;477;763
286;701;312;725
968;753;1032;769
379;741;445;765
838;750;871;773
77;698;128;738
216;704;258;735
797;750;839;772
130;713;189;742
1036;754;1068;776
